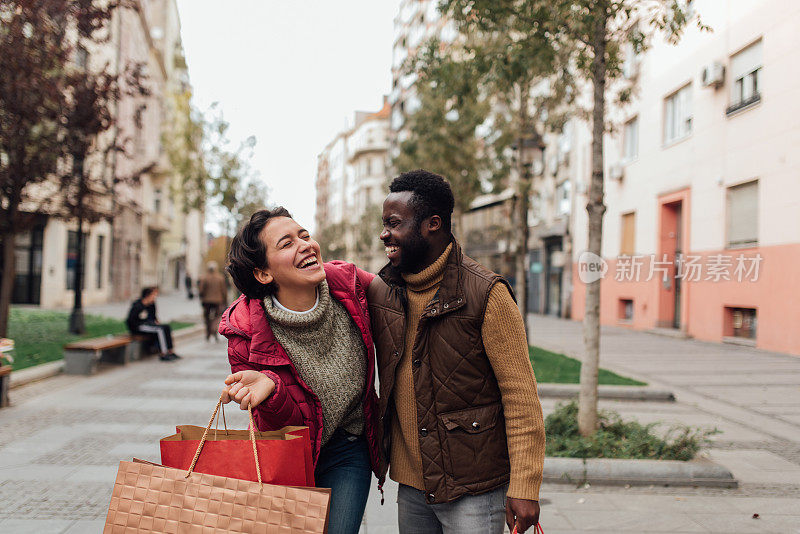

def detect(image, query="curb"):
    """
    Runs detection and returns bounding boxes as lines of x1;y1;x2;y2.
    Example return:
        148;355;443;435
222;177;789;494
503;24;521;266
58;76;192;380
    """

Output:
9;360;64;388
9;324;204;389
543;456;737;488
538;384;675;402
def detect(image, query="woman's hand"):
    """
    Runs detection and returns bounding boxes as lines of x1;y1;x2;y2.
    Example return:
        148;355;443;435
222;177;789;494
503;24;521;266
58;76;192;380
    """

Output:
221;371;276;410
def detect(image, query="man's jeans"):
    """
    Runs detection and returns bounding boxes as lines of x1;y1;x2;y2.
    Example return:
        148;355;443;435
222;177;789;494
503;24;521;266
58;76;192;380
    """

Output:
314;430;372;534
398;483;507;534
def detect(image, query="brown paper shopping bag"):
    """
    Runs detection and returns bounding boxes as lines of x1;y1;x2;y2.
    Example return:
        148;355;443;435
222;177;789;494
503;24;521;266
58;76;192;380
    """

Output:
104;396;330;533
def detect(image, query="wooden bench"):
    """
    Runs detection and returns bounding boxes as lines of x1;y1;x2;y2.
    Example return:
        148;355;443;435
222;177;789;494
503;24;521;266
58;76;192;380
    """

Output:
64;335;135;375
0;365;11;408
128;334;160;360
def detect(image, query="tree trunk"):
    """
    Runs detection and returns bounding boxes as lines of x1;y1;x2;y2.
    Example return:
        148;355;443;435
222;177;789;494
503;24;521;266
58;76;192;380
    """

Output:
0;230;16;338
69;158;86;334
578;7;609;437
514;86;532;339
69;216;86;334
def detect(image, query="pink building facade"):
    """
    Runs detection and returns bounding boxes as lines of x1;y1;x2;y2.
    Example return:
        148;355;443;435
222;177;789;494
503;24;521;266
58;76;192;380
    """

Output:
569;0;800;356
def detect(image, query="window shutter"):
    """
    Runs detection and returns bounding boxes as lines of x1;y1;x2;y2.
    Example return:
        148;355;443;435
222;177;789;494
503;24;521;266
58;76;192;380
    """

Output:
731;40;763;81
727;181;758;247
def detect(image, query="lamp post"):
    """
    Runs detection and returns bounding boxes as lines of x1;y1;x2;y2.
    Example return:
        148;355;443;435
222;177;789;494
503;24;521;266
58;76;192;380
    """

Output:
512;132;545;340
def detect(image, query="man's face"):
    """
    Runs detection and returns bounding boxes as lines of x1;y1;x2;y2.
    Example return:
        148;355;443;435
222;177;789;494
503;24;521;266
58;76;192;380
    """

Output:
144;290;158;305
380;191;429;273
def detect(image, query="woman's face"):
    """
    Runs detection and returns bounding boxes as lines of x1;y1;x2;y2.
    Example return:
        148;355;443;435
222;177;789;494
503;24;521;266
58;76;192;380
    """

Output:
255;216;325;292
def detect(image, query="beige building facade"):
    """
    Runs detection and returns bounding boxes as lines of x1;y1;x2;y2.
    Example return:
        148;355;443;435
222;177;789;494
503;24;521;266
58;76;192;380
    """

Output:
10;0;204;309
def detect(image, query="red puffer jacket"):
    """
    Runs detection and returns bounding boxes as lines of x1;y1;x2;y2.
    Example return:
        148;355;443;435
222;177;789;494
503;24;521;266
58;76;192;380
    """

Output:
218;261;381;479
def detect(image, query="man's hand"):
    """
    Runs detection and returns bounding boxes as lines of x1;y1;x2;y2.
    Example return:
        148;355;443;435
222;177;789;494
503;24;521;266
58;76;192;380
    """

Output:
506;497;540;533
222;371;275;410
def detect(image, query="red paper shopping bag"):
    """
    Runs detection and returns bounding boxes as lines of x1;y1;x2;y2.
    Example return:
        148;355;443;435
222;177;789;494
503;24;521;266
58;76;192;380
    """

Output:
160;395;315;486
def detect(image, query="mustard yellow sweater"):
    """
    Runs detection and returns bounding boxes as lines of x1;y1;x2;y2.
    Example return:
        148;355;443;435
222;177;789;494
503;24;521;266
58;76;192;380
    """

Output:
389;244;546;500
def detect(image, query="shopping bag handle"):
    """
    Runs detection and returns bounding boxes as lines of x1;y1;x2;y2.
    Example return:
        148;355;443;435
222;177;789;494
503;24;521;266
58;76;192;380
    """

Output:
212;400;228;441
185;391;263;485
512;523;544;534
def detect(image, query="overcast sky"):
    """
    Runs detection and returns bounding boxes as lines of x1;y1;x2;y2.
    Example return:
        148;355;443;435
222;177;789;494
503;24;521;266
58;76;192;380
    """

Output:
175;0;402;234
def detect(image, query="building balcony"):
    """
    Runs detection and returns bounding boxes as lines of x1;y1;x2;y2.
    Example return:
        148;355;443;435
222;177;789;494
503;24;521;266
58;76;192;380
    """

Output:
349;141;389;160
145;211;171;233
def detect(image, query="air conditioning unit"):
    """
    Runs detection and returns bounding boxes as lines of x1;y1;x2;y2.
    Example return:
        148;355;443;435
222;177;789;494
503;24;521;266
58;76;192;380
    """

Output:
609;163;624;182
701;61;725;88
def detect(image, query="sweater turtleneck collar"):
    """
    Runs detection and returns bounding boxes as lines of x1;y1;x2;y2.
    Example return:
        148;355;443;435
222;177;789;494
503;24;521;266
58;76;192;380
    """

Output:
402;243;453;292
264;279;331;328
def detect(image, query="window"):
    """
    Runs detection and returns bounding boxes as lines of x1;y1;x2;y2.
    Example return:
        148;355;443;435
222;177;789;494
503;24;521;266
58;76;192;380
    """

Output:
66;231;87;291
371;157;382;176
620;212;636;255
728;40;762;115
556;181;571;215
664;84;692;144
96;235;105;289
725;307;756;339
75;46;88;70
726;180;758;248
623;117;639;161
621;41;640;79
154;188;162;213
619;299;634;322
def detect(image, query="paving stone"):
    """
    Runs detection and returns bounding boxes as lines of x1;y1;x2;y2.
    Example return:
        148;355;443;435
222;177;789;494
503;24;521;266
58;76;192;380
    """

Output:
3;323;800;532
686;512;799;533
707;449;800;485
0;519;76;534
62;519;107;533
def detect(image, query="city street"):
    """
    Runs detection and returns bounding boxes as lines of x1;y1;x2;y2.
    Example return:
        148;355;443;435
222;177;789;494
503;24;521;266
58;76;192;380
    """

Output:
1;318;799;533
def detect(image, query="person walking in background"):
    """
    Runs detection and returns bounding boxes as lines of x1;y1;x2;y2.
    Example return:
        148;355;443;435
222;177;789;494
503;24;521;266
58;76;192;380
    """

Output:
369;170;546;534
125;287;181;362
184;273;194;299
198;261;227;341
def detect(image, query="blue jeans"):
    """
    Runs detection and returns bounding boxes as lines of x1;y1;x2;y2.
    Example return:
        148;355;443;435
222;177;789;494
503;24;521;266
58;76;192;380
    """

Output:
314;430;372;534
397;483;508;534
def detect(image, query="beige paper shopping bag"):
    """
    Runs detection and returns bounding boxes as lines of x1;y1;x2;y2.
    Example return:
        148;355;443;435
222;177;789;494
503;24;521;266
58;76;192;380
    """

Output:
104;395;330;533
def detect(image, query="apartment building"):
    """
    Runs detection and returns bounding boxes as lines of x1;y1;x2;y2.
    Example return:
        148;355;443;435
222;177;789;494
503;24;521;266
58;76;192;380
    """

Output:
315;100;391;273
389;0;458;155
570;0;800;355
9;0;203;309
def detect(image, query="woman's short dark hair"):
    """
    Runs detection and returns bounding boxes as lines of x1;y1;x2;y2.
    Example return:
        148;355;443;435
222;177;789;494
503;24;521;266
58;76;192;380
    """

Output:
227;207;292;299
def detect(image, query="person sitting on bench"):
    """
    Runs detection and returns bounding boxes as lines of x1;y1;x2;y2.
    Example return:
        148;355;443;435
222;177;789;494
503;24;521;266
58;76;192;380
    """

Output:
126;287;181;361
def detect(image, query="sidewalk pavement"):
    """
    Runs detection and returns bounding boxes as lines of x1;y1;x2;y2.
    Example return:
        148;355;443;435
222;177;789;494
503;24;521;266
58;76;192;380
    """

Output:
2;333;799;532
528;314;800;489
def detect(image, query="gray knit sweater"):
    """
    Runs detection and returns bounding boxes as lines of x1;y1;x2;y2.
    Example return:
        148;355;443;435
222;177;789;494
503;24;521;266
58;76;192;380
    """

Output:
264;280;366;446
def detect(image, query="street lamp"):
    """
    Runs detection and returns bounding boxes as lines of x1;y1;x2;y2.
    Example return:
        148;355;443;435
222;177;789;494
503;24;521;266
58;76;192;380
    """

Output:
511;131;545;339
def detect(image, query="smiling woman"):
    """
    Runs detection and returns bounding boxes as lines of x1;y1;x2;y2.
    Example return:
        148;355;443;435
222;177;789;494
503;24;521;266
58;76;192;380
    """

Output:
219;207;381;534
253;215;326;311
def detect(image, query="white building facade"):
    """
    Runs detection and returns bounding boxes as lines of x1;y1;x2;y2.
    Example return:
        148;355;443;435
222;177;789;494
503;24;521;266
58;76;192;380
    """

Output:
569;0;800;355
315;100;391;273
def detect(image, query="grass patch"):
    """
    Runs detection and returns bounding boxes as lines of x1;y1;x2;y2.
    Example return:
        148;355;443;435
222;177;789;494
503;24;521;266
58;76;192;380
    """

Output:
545;401;718;461
6;308;193;371
530;345;646;386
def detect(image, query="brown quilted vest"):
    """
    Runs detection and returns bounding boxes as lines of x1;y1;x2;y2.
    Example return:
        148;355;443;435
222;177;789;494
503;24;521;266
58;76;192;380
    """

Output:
367;239;513;504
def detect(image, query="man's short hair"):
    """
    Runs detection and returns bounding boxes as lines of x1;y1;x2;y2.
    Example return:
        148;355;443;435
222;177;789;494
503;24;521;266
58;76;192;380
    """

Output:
141;286;158;300
389;169;455;233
